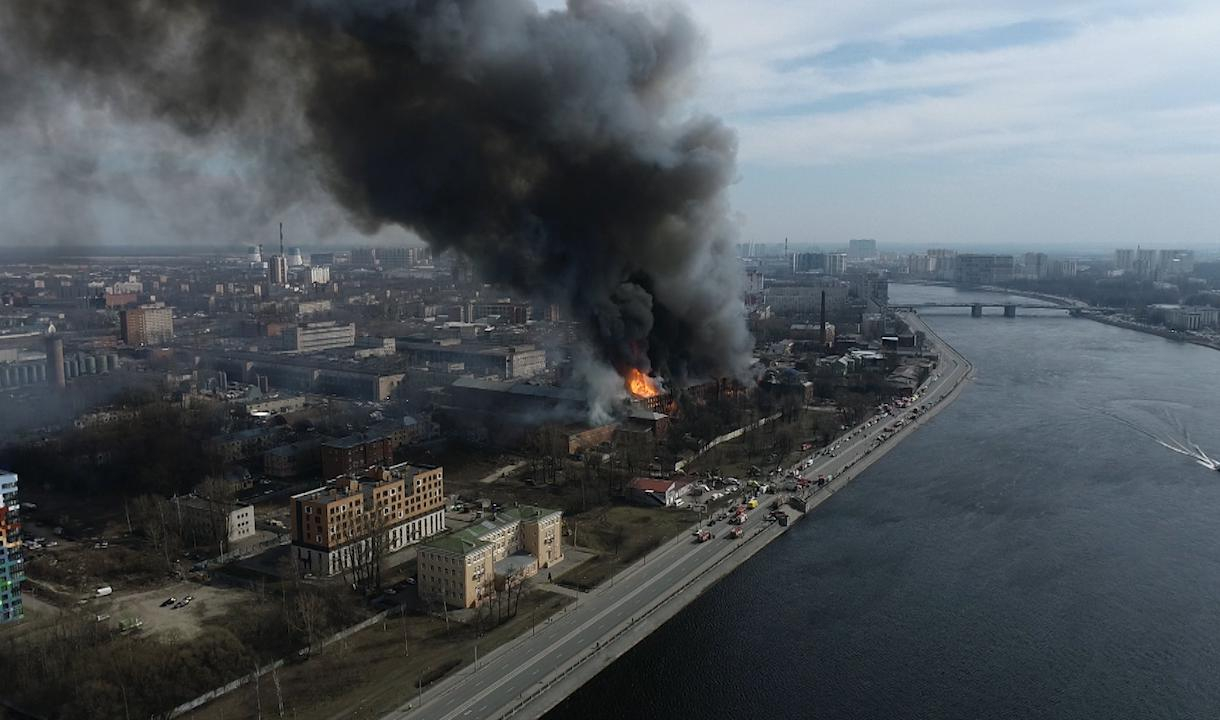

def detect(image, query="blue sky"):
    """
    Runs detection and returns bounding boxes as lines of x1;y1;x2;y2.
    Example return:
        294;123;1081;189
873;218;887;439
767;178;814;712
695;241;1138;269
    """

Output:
667;0;1220;251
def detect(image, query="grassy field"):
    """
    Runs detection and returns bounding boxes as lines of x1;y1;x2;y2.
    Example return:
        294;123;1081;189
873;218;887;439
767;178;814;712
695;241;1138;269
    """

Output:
188;588;574;720
556;505;701;591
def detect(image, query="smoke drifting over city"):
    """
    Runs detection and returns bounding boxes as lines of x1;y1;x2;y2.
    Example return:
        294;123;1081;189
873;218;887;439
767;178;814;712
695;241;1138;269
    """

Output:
0;0;752;389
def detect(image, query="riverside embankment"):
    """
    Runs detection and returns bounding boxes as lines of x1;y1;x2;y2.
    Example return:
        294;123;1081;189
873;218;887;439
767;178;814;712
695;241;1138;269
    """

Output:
553;281;1220;720
399;315;975;720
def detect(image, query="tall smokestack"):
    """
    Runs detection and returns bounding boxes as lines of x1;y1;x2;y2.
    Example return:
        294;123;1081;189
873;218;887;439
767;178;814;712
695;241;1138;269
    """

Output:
820;290;827;347
45;335;65;389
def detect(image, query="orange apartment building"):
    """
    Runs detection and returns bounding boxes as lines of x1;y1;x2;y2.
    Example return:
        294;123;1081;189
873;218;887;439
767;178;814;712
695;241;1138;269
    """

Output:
289;462;445;576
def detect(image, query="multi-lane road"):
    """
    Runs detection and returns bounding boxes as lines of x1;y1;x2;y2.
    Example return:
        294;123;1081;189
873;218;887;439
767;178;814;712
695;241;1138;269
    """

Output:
396;312;971;720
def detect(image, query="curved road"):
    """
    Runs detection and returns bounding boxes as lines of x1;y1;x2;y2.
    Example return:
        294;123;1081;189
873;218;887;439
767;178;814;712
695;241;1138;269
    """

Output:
395;312;971;720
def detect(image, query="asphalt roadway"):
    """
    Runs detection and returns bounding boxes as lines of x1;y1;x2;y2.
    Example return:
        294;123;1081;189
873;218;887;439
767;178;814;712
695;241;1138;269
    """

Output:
393;313;971;720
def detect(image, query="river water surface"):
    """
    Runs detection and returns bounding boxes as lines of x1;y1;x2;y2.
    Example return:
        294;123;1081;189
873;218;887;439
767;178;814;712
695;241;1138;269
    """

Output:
548;283;1220;720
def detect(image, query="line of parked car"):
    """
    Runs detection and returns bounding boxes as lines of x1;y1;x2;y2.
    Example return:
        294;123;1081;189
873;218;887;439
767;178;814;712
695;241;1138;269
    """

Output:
159;594;194;610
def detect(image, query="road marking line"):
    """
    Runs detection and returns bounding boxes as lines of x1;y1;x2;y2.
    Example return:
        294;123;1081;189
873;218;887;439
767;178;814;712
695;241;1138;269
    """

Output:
426;543;724;720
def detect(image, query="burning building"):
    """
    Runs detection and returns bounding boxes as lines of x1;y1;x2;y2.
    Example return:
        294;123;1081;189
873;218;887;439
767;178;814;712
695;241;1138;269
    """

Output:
3;0;753;401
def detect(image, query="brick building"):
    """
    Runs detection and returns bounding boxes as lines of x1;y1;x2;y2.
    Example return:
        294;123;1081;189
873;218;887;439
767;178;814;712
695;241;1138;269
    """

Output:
289;463;446;576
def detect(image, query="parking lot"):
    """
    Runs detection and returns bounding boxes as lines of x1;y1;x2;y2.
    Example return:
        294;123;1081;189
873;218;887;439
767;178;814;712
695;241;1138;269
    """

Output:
90;581;255;639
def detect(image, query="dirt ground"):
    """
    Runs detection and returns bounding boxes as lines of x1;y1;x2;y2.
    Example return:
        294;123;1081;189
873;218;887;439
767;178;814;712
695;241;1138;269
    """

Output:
88;581;258;640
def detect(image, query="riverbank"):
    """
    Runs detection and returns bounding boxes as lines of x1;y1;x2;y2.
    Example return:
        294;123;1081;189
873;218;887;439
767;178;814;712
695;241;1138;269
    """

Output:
1082;311;1220;351
404;316;977;720
975;283;1220;352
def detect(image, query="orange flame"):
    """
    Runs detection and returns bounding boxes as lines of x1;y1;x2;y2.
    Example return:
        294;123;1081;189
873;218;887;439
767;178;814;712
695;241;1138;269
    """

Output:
625;367;661;398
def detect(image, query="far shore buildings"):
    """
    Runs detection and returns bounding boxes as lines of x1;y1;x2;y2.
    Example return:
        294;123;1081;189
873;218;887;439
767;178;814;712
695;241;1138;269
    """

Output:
289;462;445;576
417;506;562;609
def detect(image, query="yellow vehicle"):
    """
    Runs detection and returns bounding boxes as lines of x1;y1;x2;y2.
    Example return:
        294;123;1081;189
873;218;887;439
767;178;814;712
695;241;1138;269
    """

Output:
746;498;759;509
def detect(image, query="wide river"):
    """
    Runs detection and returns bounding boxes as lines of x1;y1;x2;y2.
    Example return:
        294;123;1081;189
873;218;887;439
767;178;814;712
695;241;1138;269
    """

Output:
548;283;1220;720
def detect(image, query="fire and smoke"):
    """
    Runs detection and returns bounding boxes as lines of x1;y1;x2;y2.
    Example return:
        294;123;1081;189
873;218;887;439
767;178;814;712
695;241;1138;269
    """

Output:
624;367;661;399
0;0;753;393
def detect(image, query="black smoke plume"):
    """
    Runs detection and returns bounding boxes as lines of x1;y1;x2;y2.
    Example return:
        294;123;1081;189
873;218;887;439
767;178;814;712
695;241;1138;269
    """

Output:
0;0;752;385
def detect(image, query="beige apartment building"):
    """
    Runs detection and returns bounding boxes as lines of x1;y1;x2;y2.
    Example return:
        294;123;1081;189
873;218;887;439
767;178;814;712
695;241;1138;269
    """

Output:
289;463;445;576
417;505;562;608
119;304;174;346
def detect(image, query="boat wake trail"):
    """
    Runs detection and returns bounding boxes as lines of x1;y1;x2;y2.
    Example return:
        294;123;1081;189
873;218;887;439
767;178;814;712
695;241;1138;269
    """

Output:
1092;404;1220;472
1157;438;1220;471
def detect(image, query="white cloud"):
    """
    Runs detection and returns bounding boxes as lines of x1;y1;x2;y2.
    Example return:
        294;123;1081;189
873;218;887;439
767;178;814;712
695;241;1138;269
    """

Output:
667;0;1220;247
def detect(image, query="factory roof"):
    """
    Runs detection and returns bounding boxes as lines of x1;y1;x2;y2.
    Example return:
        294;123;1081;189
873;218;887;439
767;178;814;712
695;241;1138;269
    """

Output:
451;377;585;402
398;340;540;357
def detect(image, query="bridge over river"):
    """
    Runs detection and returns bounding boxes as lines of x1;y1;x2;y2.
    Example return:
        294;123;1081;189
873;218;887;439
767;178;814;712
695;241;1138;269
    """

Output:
892;302;1080;317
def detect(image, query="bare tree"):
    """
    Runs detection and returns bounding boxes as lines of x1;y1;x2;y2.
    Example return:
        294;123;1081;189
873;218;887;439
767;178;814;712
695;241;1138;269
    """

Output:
131;494;180;570
198;476;237;557
294;589;326;655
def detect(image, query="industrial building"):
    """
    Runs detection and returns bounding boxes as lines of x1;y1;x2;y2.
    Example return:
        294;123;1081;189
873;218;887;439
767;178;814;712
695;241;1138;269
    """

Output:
194;349;406;401
398;340;546;379
764;281;850;318
282;321;356;353
437;378;588;445
466;300;531;324
120;304;174;346
268;255;289;286
289;463;446;577
417;505;562;608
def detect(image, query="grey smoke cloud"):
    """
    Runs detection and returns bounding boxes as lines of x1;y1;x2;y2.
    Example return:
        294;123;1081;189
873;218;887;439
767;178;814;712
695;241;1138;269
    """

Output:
0;0;752;384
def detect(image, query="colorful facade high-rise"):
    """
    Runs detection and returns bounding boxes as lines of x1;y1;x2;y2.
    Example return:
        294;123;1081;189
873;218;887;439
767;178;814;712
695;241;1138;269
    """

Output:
0;471;24;624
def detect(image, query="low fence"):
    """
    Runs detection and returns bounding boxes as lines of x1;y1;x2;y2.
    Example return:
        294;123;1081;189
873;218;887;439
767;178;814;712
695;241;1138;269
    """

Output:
673;411;783;472
197;534;289;571
167;609;389;718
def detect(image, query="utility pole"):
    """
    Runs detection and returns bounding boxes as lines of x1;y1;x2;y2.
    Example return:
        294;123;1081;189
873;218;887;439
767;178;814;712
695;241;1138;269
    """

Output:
254;661;263;720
